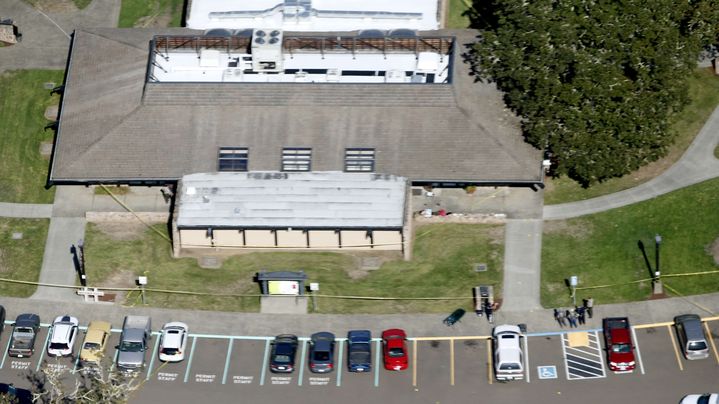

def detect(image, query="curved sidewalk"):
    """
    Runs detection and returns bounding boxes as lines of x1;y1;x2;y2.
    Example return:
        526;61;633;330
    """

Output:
544;105;719;220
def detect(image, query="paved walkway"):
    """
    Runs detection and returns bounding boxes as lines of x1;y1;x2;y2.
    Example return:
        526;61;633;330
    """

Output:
0;202;52;218
502;219;543;311
544;105;719;220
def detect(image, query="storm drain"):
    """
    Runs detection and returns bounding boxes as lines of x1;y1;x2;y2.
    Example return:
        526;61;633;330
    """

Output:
561;331;606;380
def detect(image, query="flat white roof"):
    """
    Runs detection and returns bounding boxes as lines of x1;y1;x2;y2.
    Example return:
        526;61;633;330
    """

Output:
187;0;438;31
177;172;407;229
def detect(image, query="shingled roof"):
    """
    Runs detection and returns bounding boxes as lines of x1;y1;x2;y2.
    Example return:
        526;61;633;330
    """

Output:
49;28;542;185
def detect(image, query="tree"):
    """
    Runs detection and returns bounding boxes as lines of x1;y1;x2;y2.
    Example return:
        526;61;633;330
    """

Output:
25;359;143;404
470;0;719;186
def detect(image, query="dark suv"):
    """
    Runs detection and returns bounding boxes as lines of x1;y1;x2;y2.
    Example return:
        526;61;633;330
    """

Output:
309;332;335;373
270;334;298;373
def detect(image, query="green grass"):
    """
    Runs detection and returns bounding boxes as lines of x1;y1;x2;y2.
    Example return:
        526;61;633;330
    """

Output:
447;0;471;29
541;178;719;308
715;144;719;159
119;0;184;28
84;223;504;314
0;70;61;203
0;219;49;297
544;69;719;205
73;0;92;9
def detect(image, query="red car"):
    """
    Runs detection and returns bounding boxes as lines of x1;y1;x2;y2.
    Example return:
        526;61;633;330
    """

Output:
382;329;408;371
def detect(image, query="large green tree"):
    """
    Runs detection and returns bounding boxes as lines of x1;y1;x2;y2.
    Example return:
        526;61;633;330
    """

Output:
471;0;719;186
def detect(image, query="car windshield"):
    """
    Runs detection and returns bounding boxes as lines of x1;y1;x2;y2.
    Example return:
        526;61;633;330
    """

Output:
161;347;179;355
49;342;69;350
313;351;330;361
697;394;712;404
273;354;291;364
388;347;405;357
612;343;631;353
83;342;100;350
688;341;707;351
120;341;144;352
499;363;521;370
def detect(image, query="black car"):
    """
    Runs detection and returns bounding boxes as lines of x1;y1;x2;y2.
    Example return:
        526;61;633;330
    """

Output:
270;334;299;373
8;314;40;358
309;332;335;373
347;330;372;372
0;305;6;337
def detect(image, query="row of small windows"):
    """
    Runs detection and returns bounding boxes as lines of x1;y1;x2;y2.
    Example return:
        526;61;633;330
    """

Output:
218;147;375;173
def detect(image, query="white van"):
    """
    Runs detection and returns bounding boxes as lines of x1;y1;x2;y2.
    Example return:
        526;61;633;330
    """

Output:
493;324;524;381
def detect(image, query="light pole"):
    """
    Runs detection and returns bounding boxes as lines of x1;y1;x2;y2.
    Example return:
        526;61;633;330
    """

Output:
653;235;663;295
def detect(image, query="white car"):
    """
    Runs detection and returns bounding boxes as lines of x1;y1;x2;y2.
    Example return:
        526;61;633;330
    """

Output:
680;394;719;404
159;322;188;362
47;315;79;357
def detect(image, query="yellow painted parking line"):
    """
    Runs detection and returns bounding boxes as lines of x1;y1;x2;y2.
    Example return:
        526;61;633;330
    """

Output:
412;339;417;387
486;338;492;385
703;321;719;365
666;325;683;371
702;316;719;322
450;339;455;386
567;331;589;347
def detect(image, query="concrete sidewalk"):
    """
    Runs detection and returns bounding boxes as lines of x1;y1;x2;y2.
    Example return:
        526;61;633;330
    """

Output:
0;202;52;218
502;219;543;312
2;292;717;338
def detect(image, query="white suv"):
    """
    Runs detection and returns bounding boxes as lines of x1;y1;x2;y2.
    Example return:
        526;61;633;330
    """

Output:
159;322;188;362
493;324;524;381
48;315;79;357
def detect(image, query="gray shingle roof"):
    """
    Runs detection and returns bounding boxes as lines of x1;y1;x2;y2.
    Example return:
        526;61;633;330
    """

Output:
50;28;542;184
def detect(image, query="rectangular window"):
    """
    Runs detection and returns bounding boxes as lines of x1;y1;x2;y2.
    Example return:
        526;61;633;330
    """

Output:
345;148;375;172
282;148;312;172
218;147;248;171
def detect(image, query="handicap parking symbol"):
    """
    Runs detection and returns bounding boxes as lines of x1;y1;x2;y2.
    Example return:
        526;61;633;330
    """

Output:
537;365;558;380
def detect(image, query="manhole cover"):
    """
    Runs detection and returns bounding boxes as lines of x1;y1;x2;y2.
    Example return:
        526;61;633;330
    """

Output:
43;82;55;90
11;232;23;240
474;263;487;272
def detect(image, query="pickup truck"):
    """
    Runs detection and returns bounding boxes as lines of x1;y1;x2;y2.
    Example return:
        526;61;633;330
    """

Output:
116;316;152;372
602;317;636;372
8;314;40;358
493;324;524;381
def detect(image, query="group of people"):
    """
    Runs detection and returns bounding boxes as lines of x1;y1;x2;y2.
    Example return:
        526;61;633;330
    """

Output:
553;297;594;328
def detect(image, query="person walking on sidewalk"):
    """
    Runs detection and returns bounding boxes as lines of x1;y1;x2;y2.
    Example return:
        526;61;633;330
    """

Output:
584;297;594;318
554;308;566;327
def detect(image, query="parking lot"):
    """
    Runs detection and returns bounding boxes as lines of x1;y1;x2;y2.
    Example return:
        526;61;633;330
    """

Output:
0;317;716;401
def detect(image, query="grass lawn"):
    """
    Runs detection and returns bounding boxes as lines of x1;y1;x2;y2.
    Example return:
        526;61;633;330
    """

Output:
0;70;61;203
447;0;471;29
84;223;504;314
544;68;719;205
119;0;184;28
0;219;49;297
541;178;719;308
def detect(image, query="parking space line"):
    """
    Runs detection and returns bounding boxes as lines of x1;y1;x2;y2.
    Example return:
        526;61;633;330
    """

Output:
297;339;307;386
704;321;719;365
592;331;608;376
560;332;569;380
183;336;197;383
450;338;455;386
486;339;492;385
0;332;12;369
412;339;417;387
146;333;161;381
523;333;530;383
259;339;270;386
336;339;343;387
628;328;644;375
35;327;52;372
373;339;380;387
222;337;234;385
111;347;119;371
666;325;683;371
72;353;80;374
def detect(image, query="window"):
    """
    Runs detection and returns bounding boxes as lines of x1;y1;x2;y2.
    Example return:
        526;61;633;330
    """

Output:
282;148;311;171
218;147;248;171
345;148;375;172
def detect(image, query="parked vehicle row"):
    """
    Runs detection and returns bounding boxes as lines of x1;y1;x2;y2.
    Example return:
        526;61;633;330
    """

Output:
270;329;409;374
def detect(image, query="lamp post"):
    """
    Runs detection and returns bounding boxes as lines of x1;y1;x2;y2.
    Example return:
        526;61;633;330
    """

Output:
653;235;663;295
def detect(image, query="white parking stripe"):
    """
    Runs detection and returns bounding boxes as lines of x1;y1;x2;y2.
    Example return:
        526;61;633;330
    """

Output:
297;339;307;386
222;337;234;385
0;333;12;369
630;327;645;375
259;339;270;386
336;339;343;387
523;334;530;383
183;336;197;383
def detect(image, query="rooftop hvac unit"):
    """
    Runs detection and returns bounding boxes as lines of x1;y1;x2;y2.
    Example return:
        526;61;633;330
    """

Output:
252;29;283;72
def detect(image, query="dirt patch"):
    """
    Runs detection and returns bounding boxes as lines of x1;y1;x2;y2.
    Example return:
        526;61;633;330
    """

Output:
25;0;78;13
93;222;149;241
346;252;403;280
706;237;719;265
543;219;593;239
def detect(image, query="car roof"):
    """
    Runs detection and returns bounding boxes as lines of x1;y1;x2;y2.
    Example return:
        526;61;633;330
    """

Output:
493;324;521;335
348;330;371;342
50;323;76;343
162;326;186;348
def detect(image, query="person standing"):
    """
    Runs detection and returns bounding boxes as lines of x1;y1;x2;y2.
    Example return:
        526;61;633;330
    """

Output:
554;308;565;327
576;306;586;325
584;297;594;319
566;309;577;328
